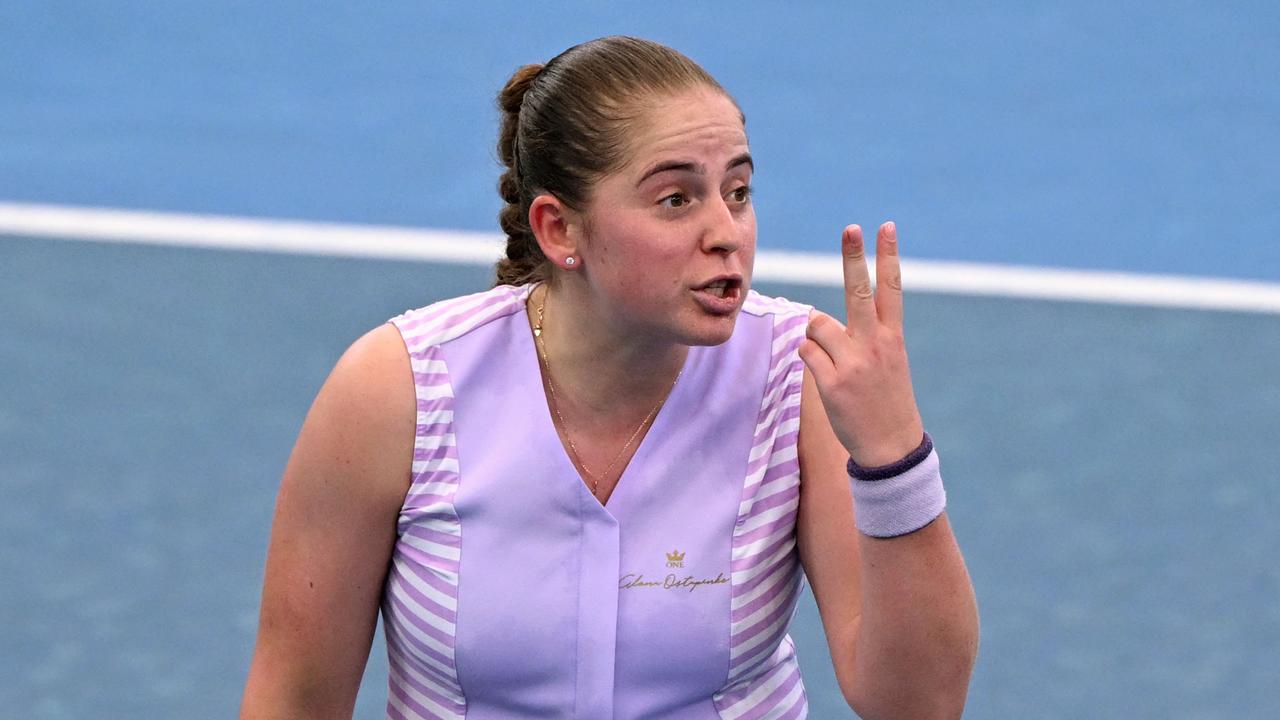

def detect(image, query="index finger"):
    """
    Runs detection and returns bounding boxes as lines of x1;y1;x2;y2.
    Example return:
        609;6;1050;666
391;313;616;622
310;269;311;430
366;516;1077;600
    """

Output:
841;224;877;336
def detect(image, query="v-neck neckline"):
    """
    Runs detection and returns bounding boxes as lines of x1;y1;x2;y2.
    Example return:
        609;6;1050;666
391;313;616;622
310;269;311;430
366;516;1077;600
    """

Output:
517;283;691;515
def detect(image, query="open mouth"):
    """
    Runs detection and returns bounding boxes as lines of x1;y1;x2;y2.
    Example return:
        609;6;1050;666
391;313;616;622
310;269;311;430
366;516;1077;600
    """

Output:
694;277;744;308
701;279;736;299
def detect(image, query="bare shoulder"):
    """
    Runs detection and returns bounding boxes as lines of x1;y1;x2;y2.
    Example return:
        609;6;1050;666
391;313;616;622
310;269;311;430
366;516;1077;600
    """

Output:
298;322;416;503
240;324;415;715
329;322;414;409
272;321;416;544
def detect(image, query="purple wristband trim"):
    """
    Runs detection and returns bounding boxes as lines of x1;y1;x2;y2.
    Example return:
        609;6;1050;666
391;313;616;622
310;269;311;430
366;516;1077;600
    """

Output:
846;432;934;482
849;446;946;539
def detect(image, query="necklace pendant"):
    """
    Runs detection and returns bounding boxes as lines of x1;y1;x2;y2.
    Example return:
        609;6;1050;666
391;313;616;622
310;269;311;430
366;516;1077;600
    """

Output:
533;327;542;337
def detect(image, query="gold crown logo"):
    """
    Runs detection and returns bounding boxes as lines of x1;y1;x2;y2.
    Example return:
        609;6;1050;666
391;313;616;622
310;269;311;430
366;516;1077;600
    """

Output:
665;549;686;563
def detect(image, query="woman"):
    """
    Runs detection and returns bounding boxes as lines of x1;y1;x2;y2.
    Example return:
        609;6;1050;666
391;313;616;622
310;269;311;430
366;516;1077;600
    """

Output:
242;36;978;720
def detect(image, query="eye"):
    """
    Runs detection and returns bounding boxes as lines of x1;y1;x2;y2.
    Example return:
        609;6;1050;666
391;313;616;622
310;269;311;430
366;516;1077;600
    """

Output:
660;192;688;209
729;185;753;203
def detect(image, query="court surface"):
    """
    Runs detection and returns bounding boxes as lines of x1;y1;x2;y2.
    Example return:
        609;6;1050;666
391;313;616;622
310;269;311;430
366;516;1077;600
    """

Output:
3;3;1278;718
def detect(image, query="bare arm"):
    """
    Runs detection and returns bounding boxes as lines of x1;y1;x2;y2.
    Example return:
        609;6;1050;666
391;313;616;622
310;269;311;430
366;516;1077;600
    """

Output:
240;323;414;719
797;370;977;718
796;223;979;719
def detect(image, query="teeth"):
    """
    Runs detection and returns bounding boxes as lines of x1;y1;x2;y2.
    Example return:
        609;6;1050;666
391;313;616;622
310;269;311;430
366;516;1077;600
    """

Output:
703;281;728;298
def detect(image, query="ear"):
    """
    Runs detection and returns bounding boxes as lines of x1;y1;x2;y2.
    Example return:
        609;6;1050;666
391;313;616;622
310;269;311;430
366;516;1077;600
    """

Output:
529;193;583;269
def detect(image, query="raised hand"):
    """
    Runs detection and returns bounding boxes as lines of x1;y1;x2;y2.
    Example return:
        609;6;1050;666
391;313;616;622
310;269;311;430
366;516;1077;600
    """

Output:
798;222;925;467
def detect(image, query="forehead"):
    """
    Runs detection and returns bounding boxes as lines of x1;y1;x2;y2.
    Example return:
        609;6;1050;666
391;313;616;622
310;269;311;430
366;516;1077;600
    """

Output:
616;88;749;175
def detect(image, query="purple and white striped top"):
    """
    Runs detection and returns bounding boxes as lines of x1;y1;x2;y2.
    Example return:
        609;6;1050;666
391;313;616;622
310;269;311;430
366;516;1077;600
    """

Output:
383;283;812;719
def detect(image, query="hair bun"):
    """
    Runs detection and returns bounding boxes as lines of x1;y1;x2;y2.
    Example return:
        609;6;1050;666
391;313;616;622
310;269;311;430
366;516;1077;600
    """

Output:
498;63;544;115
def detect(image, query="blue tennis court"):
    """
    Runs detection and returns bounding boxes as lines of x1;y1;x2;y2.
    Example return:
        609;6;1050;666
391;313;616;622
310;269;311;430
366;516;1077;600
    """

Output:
3;3;1278;718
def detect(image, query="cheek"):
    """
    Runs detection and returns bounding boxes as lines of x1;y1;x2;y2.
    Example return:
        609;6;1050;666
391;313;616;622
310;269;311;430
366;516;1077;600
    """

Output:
741;210;758;243
612;264;683;298
589;216;696;296
607;252;685;310
607;225;687;271
741;214;758;258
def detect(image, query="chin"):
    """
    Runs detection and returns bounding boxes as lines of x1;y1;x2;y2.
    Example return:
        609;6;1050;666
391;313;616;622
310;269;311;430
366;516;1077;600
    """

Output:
677;311;741;347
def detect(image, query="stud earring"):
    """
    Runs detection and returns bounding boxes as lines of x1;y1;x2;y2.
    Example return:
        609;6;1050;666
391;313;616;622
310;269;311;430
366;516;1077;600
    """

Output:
565;256;577;266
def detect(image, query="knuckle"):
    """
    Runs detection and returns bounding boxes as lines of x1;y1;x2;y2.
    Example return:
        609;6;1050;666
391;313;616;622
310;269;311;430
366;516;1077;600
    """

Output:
842;361;870;383
852;283;874;299
873;332;906;358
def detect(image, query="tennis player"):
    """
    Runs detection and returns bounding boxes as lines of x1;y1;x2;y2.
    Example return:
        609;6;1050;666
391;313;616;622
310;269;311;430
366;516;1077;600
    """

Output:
242;35;978;719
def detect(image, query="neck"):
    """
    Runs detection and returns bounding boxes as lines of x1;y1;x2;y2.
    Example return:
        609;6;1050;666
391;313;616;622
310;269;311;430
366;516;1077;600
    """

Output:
529;282;686;415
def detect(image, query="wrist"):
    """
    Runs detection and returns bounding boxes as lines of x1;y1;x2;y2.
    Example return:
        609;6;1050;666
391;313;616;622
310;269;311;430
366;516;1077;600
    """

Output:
846;432;934;481
847;424;927;468
848;432;945;538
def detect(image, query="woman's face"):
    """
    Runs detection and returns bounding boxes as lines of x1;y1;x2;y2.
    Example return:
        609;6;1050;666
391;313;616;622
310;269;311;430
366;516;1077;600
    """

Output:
573;87;756;348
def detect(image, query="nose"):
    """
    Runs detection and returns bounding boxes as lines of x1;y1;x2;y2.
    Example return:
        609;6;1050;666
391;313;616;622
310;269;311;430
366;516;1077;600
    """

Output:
701;194;747;255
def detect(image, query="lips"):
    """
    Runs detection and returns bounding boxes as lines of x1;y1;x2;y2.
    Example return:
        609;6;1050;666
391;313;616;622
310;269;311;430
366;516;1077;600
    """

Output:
701;279;732;298
693;275;745;314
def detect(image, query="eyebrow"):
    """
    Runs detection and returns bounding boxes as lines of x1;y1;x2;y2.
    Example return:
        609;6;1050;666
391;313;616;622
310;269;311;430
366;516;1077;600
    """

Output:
635;152;754;187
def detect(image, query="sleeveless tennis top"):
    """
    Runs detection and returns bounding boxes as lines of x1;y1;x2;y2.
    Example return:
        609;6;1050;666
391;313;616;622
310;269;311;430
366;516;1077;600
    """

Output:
383;284;813;719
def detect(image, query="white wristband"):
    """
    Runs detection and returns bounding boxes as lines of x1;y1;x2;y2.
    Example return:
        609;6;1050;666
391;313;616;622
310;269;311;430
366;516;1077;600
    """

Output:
849;447;946;538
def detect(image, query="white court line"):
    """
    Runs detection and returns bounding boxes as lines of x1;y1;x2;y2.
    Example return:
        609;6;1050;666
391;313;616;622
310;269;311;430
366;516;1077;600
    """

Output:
4;201;1280;314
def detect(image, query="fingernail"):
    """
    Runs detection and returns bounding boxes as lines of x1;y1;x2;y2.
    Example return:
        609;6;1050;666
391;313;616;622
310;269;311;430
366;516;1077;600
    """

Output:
886;221;896;238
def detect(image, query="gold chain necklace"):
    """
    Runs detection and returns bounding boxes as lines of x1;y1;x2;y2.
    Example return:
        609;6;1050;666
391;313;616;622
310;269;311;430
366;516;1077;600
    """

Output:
532;288;681;499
